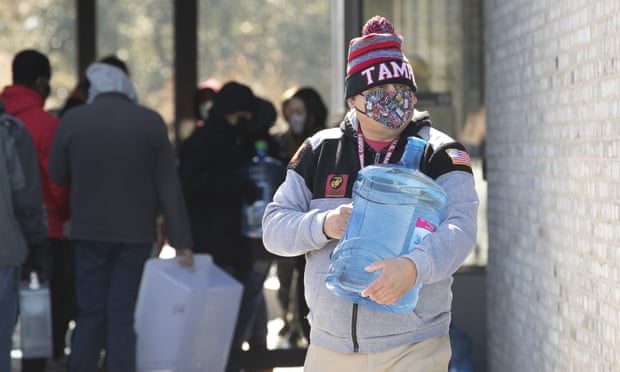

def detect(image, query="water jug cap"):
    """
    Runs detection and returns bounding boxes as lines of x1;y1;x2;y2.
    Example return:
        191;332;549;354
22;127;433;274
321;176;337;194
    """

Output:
255;140;268;152
29;271;40;290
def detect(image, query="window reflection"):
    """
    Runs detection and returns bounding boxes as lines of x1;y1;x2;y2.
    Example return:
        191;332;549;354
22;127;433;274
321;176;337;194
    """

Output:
97;0;174;124
0;0;76;111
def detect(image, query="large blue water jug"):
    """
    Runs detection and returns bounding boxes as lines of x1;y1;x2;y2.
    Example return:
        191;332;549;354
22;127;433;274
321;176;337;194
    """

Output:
325;137;447;313
239;140;286;238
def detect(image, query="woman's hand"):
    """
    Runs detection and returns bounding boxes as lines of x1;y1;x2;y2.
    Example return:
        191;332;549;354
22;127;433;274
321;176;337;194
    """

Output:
322;203;353;239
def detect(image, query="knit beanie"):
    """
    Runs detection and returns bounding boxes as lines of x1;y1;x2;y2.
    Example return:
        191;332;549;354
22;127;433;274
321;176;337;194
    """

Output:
344;16;417;99
12;49;51;85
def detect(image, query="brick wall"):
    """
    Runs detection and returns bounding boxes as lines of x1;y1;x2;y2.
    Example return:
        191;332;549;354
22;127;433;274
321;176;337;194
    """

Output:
485;0;620;370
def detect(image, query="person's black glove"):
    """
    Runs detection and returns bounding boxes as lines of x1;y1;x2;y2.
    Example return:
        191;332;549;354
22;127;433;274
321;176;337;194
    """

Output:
21;240;52;283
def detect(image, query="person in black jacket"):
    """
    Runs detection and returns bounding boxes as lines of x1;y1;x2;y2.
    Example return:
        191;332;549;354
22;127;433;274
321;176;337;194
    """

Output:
178;81;259;274
178;81;282;372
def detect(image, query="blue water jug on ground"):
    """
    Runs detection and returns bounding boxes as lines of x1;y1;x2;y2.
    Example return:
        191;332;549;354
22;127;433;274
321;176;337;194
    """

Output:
325;136;447;313
239;140;286;238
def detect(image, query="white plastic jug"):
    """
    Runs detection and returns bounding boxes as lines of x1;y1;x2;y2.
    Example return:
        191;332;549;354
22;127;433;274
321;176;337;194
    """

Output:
134;254;243;372
19;272;53;358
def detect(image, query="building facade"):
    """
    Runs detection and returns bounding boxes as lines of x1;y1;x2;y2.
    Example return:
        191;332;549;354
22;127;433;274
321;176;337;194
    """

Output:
485;0;620;370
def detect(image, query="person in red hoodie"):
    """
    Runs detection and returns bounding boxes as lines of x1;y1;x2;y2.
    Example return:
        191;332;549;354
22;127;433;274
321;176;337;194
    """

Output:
1;49;71;371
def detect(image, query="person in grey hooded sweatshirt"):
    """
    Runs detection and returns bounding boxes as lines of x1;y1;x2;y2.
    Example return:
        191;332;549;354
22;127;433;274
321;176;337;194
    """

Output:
262;16;478;372
49;62;194;372
0;103;47;372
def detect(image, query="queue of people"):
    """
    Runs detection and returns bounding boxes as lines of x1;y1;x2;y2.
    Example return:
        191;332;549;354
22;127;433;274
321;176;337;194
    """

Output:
1;14;477;372
0;48;319;372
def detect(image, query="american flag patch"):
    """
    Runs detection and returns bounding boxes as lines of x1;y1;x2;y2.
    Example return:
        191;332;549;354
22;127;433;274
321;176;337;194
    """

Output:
445;148;472;167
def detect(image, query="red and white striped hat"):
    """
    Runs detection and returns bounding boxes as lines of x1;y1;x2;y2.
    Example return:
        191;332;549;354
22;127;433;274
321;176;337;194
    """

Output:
345;16;417;98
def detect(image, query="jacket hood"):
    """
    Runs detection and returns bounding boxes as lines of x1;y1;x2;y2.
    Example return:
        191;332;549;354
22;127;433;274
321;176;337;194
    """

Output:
210;81;256;119
248;96;276;135
0;85;44;116
86;63;137;103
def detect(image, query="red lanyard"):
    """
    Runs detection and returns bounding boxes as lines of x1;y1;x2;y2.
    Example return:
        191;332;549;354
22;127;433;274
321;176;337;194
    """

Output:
357;130;400;168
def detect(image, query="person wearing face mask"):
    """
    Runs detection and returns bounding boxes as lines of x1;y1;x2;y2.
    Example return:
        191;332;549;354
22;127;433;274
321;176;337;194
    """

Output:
1;49;71;372
178;81;280;372
179;81;279;275
262;16;478;371
193;78;222;127
273;86;328;347
278;86;328;160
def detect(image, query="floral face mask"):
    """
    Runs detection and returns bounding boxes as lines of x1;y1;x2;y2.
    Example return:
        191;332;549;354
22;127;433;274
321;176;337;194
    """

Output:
358;87;414;129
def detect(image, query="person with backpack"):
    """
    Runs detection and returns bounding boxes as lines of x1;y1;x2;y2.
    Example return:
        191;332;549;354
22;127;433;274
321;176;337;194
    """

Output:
1;49;71;371
0;102;47;372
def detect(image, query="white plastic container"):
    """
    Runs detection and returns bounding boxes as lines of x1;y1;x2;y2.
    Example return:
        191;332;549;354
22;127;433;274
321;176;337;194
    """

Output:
134;254;243;372
19;272;53;358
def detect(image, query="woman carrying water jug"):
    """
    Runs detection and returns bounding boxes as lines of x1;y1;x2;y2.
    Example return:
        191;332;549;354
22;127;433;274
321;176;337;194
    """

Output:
262;15;479;372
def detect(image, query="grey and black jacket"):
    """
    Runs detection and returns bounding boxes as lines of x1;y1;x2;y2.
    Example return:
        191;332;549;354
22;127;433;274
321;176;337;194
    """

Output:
263;109;478;353
0;111;47;268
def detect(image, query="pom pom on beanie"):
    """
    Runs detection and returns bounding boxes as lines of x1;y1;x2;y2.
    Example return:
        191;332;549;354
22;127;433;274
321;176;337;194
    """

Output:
362;15;395;35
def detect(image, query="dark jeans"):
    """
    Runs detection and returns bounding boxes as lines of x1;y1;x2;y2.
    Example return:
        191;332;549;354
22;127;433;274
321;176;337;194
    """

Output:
68;240;152;372
50;238;75;358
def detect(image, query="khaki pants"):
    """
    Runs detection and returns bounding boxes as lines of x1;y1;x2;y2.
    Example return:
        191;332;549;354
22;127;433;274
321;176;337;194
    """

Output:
304;334;451;372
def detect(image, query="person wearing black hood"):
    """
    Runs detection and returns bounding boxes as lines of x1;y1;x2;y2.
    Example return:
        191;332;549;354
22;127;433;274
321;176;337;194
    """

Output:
178;81;259;273
178;81;281;372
